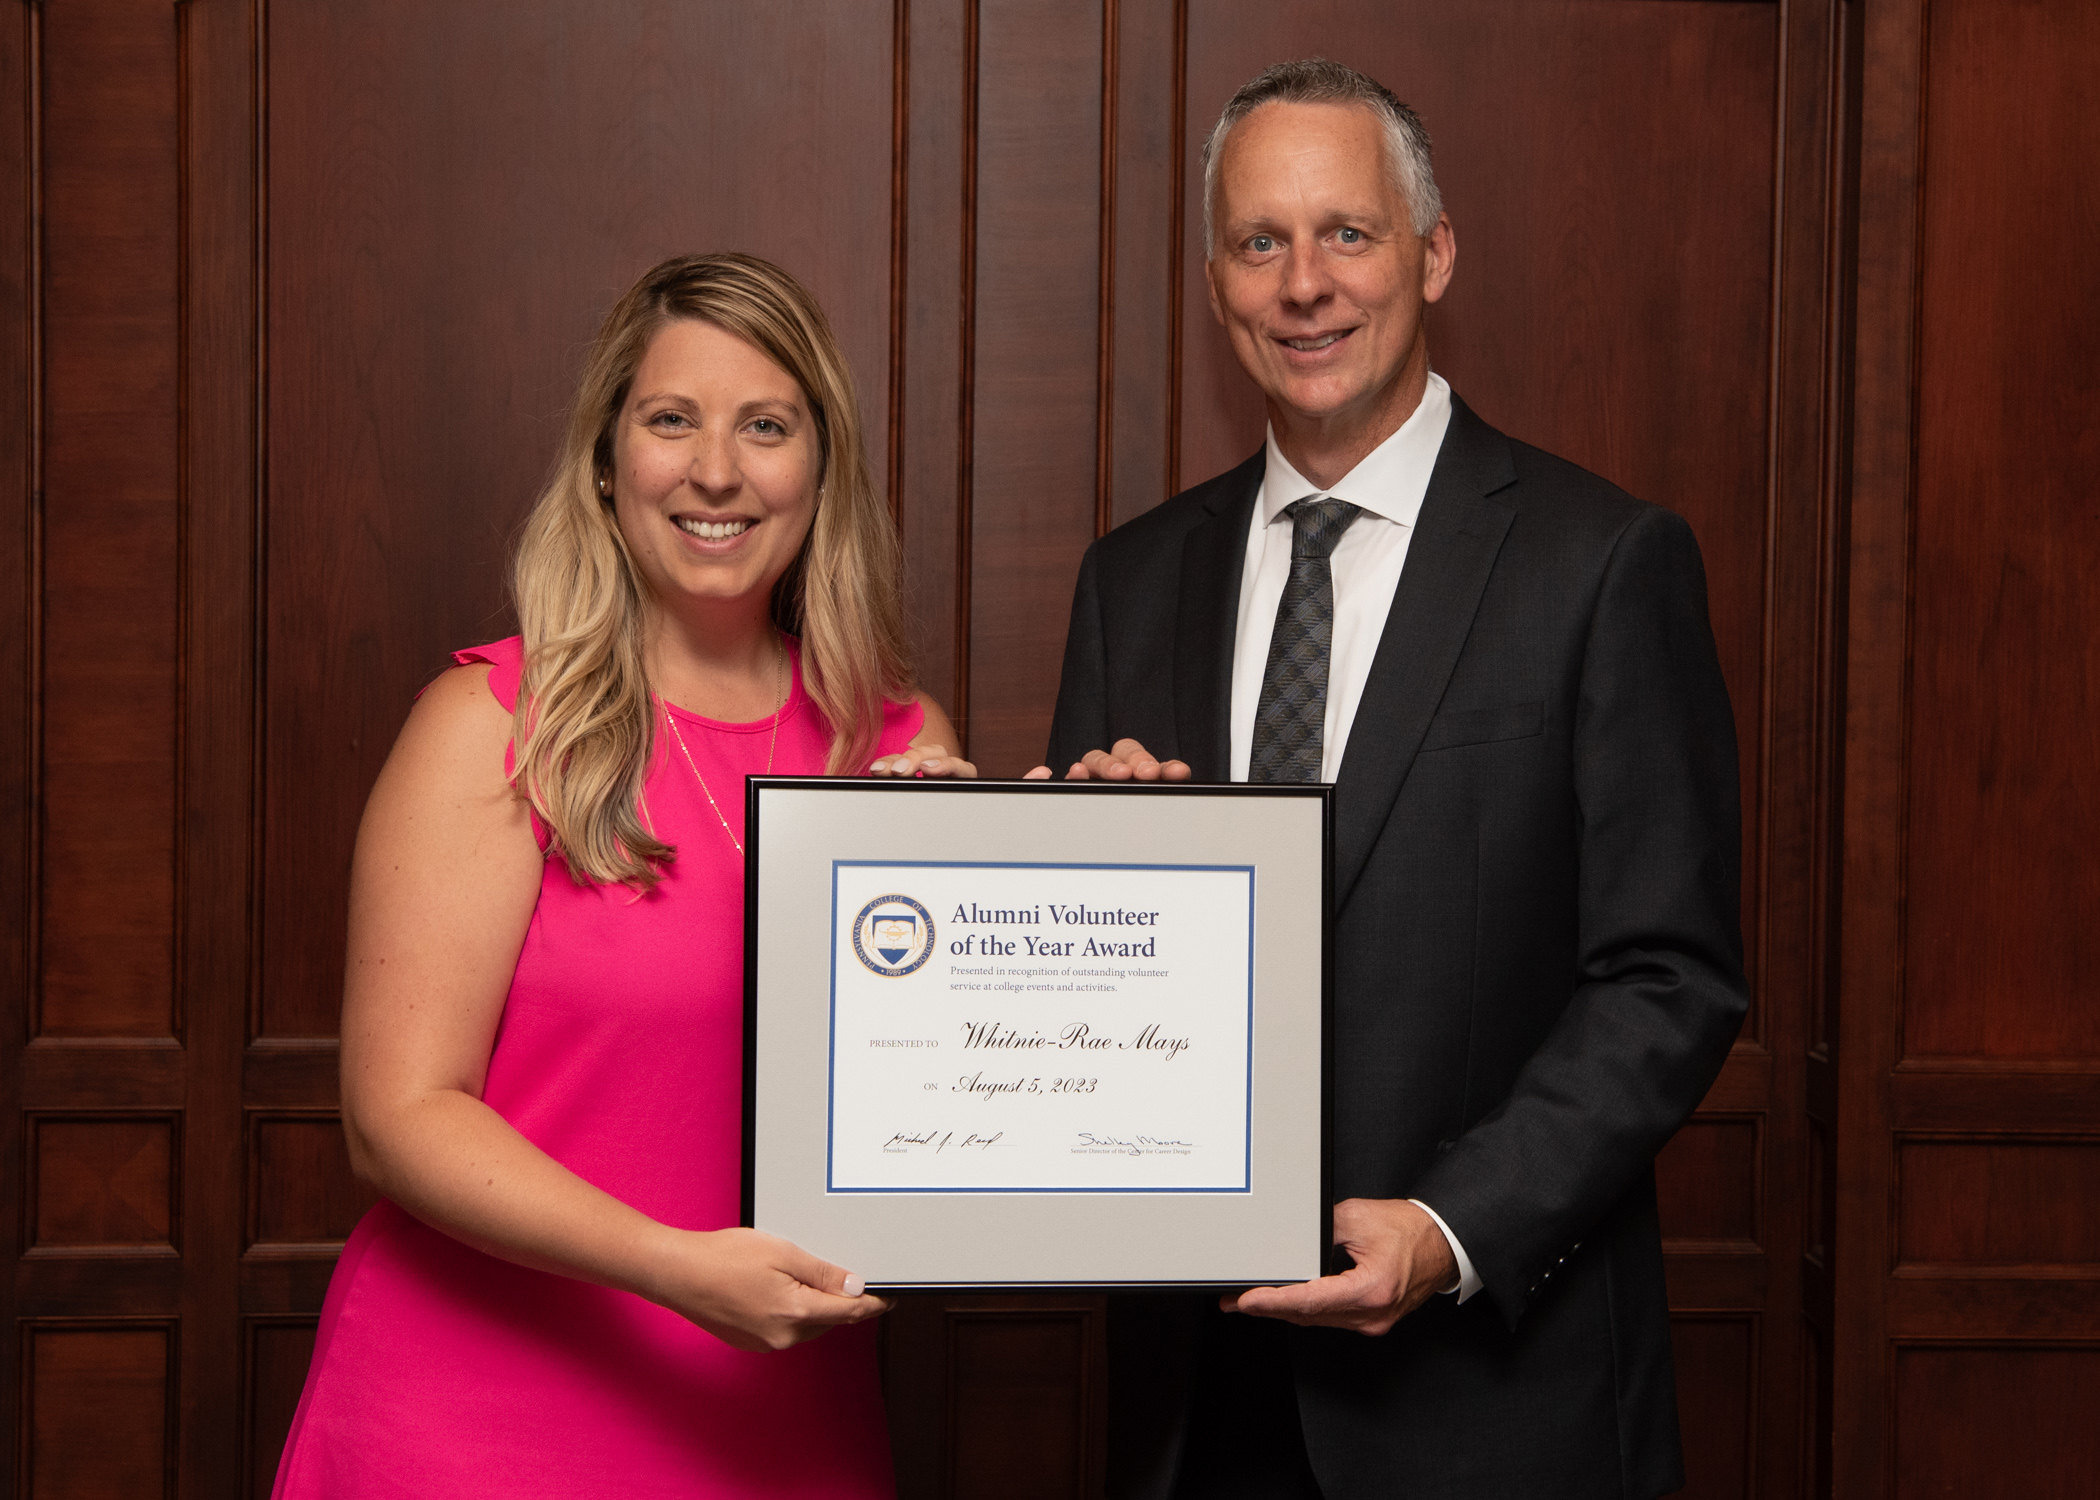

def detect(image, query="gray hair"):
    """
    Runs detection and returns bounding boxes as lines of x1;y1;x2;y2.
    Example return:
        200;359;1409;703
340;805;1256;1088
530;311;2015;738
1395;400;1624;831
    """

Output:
1201;58;1444;255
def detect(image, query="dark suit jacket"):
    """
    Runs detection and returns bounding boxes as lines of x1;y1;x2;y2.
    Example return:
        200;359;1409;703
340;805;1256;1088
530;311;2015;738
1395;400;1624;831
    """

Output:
1046;396;1748;1500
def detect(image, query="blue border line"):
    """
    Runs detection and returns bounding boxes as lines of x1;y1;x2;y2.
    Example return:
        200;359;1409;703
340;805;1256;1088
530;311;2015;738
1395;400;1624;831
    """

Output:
1245;865;1255;1193
825;869;841;1192
827;860;1255;1195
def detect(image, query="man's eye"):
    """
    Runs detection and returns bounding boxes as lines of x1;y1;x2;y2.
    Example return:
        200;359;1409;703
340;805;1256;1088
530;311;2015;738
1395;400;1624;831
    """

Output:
1249;235;1275;254
1338;227;1363;244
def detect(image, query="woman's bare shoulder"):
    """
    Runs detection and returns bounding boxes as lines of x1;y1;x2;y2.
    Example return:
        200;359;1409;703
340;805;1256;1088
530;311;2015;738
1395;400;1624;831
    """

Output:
389;663;515;777
360;663;528;846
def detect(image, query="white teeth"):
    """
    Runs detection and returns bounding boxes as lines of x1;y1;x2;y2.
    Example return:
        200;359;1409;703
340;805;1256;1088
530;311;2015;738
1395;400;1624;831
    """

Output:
675;517;752;540
1286;334;1343;351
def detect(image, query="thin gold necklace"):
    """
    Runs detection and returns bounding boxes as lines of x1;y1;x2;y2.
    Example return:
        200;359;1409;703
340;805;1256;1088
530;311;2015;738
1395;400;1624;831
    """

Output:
660;634;786;856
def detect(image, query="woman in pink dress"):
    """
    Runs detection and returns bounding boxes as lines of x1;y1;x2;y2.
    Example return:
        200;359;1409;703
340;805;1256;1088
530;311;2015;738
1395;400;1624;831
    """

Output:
274;254;970;1497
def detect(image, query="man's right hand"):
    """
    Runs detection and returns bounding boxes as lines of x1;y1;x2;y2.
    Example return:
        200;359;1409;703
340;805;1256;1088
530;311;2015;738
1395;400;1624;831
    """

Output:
1023;739;1193;782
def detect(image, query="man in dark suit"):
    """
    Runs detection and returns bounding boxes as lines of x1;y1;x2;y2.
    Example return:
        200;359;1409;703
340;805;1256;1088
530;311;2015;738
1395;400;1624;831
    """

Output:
1029;59;1747;1499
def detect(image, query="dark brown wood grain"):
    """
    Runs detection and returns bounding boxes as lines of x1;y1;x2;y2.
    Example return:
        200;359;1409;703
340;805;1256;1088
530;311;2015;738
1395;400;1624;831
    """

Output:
28;1115;178;1251
1901;0;2100;1064
1895;1138;2100;1268
1889;1066;2100;1132
1670;1316;1757;1500
35;0;181;1041
1666;1250;1770;1314
6;2;215;1492
180;0;266;1485
1837;0;2100;1492
245;1114;378;1253
1658;1116;1764;1249
243;1322;316;1500
21;1324;175;1499
1832;0;1928;1469
0;0;29;1480
882;1294;1108;1500
947;1312;1099;1498
1893;1346;2100;1498
961;0;1105;775
1105;0;1179;530
898;0;972;726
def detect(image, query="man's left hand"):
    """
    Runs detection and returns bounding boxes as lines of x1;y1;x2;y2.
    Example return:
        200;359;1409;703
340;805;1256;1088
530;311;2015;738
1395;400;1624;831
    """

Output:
1224;1198;1458;1336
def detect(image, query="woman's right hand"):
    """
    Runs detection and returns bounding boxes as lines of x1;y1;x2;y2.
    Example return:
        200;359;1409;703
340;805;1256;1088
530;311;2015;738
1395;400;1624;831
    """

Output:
646;1226;891;1351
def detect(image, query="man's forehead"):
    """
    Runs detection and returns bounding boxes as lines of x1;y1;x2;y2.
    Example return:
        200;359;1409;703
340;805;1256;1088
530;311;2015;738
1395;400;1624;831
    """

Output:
1216;101;1402;216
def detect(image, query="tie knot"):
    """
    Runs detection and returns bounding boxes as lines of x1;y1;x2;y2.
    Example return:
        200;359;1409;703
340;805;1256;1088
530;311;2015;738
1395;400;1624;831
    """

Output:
1287;496;1361;560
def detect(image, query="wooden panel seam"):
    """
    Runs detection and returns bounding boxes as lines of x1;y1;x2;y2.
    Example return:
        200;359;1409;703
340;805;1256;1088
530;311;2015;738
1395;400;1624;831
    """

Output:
887;0;909;528
1164;0;1184;494
172;0;194;1055
952;0;978;747
21;0;42;1054
244;0;271;1049
1093;0;1115;539
1752;0;1791;1052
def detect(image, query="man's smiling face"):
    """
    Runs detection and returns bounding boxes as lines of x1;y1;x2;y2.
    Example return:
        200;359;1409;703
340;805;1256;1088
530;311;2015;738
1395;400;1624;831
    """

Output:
1204;100;1452;438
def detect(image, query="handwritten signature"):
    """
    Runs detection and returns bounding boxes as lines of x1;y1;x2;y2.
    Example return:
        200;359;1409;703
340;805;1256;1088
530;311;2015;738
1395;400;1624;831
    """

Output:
881;1129;1004;1153
1071;1132;1197;1155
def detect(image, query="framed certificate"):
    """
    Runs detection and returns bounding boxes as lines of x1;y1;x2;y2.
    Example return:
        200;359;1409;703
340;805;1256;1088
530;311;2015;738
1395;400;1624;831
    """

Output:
742;778;1331;1289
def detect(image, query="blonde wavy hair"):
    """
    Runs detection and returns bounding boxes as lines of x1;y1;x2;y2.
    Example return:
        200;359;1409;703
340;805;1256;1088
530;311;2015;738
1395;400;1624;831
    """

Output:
509;252;913;887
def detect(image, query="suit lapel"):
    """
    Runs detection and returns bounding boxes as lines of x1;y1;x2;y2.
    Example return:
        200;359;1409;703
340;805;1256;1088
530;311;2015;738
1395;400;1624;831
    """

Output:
1333;398;1519;905
1173;452;1263;781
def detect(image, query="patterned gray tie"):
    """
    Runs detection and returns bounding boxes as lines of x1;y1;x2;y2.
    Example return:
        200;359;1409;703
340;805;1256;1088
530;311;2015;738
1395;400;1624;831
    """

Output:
1249;496;1362;782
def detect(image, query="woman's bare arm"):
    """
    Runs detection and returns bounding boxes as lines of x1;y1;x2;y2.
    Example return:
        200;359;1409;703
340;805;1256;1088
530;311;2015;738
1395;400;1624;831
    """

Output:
339;663;884;1350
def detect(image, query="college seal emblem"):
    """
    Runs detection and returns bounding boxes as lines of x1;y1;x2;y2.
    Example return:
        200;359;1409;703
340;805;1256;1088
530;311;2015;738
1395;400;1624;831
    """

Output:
851;894;936;977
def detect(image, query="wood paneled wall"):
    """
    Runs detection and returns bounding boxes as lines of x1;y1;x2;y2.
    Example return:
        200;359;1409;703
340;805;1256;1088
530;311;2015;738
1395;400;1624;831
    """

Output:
2;0;2091;1496
1837;0;2100;1493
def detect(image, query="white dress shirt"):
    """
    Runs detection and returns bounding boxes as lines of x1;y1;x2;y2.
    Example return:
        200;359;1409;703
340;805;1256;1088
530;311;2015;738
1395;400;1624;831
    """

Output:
1225;371;1483;1302
1228;372;1451;783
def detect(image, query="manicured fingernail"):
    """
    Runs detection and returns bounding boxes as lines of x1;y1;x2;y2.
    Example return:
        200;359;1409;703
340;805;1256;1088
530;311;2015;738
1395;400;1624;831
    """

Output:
843;1273;866;1298
923;758;942;769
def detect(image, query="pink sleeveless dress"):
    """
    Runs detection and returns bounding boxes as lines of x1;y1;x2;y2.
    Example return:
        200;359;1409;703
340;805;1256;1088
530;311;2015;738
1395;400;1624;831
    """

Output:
273;636;916;1499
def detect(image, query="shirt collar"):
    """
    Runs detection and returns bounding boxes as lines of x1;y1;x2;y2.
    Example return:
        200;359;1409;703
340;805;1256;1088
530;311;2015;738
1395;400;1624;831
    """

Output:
1258;371;1452;528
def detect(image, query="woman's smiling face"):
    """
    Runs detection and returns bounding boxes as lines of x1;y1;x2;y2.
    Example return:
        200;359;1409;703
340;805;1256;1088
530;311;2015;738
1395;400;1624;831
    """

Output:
606;318;822;616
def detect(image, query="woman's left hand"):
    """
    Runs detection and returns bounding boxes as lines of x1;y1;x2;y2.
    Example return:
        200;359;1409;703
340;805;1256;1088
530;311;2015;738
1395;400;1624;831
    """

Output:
869;743;976;778
872;694;976;778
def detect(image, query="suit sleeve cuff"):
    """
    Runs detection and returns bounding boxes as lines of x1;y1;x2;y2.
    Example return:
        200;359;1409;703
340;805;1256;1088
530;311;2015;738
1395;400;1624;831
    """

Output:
1408;1199;1483;1303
